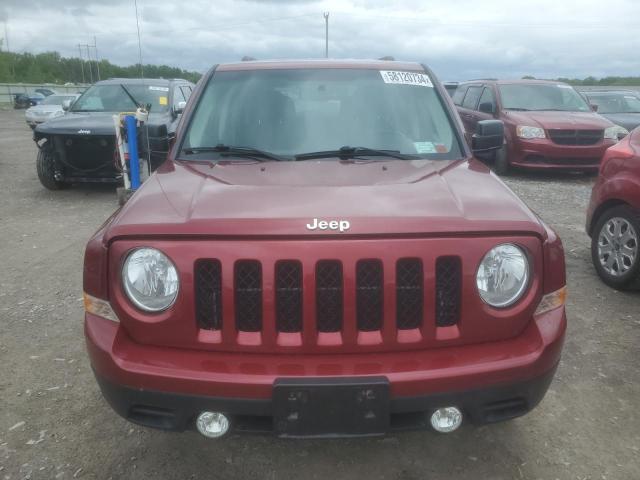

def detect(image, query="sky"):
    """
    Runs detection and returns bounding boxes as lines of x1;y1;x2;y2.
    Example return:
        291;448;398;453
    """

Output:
1;0;640;81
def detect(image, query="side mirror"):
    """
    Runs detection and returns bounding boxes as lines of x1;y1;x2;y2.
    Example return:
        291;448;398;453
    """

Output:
590;103;598;112
62;99;73;111
472;120;504;153
478;101;496;114
174;101;187;116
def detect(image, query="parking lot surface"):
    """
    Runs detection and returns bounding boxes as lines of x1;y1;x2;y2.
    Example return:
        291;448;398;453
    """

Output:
1;108;638;479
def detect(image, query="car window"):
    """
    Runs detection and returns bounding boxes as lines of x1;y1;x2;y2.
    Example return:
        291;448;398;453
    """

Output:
182;68;463;160
477;87;496;111
71;84;171;112
498;84;590;112
452;86;468;106
461;86;482;110
180;86;192;101
587;93;640;114
173;86;186;108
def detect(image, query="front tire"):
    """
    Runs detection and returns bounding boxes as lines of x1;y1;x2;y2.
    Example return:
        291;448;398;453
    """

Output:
37;148;70;190
591;205;640;290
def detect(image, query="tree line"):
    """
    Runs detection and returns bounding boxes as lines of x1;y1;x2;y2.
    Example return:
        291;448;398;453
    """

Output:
0;50;202;84
523;75;640;86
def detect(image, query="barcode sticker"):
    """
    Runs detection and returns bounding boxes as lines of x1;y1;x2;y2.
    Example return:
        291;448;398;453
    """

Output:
380;70;433;87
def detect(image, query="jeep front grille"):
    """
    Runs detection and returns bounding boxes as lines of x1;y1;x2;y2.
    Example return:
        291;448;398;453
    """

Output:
194;256;462;340
234;260;262;332
275;261;303;333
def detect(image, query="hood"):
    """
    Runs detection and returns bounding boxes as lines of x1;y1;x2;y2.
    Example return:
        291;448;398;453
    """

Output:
104;158;545;241
503;110;614;130
34;111;168;136
27;105;63;114
600;113;640;132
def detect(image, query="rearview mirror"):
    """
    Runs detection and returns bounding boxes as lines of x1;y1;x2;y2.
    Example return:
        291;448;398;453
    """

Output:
62;99;73;111
472;120;504;153
174;101;187;116
478;102;495;114
590;103;598;112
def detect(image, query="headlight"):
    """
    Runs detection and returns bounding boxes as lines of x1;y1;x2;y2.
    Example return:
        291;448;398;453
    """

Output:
122;248;179;312
604;125;629;141
476;244;530;308
516;125;546;139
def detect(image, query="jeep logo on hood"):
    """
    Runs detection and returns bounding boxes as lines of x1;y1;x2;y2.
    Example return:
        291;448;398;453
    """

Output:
77;129;91;134
306;218;350;233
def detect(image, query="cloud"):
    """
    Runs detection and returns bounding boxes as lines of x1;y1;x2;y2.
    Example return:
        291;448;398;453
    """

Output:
2;0;640;80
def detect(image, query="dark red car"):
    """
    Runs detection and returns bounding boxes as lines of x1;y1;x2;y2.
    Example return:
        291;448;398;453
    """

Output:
83;60;567;438
453;79;627;174
587;127;640;289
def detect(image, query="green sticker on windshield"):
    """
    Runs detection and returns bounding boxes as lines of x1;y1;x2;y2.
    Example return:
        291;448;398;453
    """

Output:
414;142;436;154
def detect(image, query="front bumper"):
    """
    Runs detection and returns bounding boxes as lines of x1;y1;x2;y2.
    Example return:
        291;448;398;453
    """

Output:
86;306;566;436
509;138;615;170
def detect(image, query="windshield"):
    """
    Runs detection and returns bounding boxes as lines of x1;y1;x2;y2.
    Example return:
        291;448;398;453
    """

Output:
71;84;170;112
41;95;77;106
498;84;590;112
586;92;640;114
182;68;462;160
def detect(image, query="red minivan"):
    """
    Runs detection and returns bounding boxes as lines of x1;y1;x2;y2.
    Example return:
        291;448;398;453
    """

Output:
453;80;627;174
587;127;640;289
83;60;567;439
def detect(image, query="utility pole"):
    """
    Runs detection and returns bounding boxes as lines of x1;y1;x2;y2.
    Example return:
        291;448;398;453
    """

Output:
77;44;86;83
324;12;329;58
93;36;100;80
80;44;94;83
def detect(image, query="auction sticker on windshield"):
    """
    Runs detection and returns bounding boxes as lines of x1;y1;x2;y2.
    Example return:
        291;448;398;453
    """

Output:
380;70;433;87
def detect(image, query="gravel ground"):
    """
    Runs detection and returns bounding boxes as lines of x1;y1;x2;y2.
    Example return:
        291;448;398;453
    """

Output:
1;108;638;480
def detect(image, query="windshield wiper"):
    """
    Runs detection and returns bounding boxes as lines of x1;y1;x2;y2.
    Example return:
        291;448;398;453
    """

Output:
504;107;531;111
295;146;413;161
181;144;287;162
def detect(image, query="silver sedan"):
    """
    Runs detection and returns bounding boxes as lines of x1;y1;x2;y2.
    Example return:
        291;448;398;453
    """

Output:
25;94;80;129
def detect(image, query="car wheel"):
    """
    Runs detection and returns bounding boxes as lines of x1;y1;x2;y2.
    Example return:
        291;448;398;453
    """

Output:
37;148;70;190
591;205;640;290
493;145;510;175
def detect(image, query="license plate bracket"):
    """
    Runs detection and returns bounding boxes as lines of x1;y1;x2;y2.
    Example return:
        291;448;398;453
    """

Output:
273;377;390;437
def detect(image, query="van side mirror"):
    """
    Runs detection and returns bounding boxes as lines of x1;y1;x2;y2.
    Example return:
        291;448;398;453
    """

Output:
174;101;187;116
62;99;73;111
590;103;598;112
472;120;504;153
478;101;496;114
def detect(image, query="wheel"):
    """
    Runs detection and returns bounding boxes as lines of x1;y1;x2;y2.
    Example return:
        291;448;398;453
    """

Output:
591;205;640;290
493;145;510;175
36;148;70;190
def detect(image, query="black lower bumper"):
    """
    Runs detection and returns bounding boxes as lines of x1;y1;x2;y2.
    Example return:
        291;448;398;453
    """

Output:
95;365;557;437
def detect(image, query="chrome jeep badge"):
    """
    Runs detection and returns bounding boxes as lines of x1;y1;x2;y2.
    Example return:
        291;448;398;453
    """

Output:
306;218;350;233
77;129;91;134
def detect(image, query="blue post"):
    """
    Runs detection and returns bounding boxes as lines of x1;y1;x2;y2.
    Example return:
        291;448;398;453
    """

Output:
125;115;140;190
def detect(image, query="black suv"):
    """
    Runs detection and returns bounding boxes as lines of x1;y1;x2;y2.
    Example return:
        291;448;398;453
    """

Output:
33;78;195;190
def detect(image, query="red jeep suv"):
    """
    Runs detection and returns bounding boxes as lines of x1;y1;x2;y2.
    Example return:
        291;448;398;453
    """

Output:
587;127;640;289
453;79;626;174
84;60;567;438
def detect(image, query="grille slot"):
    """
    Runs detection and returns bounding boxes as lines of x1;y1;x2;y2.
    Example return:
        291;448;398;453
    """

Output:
396;259;423;330
316;261;343;332
195;259;222;330
275;261;303;333
548;129;603;145
435;257;461;327
235;260;262;332
356;259;384;331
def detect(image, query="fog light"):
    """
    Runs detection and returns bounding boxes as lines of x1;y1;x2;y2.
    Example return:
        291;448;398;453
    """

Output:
196;412;230;438
430;407;463;433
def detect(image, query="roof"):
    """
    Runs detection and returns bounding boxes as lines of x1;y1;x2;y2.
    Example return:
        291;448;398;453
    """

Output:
98;78;191;85
216;58;425;72
459;79;571;86
582;89;639;95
